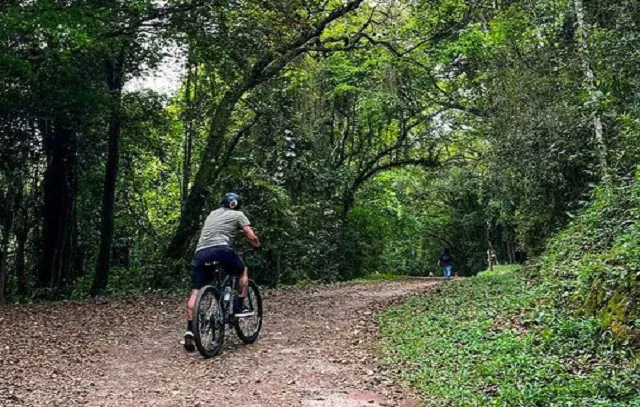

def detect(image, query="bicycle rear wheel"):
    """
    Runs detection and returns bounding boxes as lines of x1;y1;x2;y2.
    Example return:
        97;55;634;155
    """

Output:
193;285;225;358
234;280;263;344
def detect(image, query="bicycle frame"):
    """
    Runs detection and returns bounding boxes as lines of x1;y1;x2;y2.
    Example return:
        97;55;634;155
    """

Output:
203;262;241;323
193;262;262;357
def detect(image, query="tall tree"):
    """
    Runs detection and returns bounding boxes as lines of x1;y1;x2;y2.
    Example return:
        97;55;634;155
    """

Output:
574;0;609;183
0;173;20;304
91;0;188;294
39;117;79;291
91;50;126;296
181;60;198;209
167;0;366;258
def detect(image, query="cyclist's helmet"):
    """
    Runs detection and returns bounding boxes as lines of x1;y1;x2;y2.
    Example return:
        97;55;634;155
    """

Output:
221;192;241;210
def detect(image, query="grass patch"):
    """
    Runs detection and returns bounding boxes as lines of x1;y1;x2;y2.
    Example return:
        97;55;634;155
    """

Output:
379;266;640;406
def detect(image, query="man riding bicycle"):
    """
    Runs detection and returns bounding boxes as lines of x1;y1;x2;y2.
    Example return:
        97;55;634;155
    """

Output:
183;192;261;352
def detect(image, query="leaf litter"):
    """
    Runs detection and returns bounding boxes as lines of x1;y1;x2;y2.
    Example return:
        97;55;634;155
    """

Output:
0;279;438;407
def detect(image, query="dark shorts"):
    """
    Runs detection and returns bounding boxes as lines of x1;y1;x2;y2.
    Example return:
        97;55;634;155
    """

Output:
191;245;245;289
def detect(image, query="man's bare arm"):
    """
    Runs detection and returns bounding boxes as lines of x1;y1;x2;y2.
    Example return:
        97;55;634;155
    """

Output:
243;226;261;248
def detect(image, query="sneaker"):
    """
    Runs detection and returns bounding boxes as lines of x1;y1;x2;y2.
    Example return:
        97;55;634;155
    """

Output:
233;297;253;317
183;331;195;352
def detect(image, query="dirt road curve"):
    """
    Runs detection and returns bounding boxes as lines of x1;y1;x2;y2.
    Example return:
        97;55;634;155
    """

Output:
0;279;439;407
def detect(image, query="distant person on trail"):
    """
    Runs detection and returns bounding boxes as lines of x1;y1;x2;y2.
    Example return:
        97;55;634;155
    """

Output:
487;248;499;270
438;248;454;280
183;192;261;352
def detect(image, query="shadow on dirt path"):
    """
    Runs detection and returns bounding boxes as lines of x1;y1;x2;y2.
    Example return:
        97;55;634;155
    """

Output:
0;279;440;406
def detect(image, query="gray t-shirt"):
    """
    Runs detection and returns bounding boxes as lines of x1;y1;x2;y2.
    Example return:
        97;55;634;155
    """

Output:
196;207;251;252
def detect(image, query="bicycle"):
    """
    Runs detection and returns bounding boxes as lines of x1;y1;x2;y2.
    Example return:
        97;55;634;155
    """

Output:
192;261;263;358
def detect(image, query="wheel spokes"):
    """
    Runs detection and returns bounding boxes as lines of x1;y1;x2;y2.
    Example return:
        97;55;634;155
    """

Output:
238;287;261;337
197;291;222;351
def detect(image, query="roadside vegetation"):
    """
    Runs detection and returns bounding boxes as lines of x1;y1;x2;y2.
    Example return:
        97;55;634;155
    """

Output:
379;265;640;406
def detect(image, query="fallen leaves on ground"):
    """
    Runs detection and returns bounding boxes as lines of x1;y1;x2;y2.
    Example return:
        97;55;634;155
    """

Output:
0;279;439;407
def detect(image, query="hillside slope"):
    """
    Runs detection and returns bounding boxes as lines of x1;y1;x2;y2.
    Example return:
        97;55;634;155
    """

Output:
533;174;640;347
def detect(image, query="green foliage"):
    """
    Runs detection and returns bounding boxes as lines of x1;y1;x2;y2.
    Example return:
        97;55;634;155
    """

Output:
350;166;496;277
533;172;640;346
379;266;640;406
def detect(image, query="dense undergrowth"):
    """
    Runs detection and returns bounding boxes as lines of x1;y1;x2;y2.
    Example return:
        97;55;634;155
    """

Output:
532;176;640;346
379;266;640;406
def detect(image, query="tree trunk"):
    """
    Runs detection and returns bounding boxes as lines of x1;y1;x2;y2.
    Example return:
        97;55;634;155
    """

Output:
181;63;197;209
91;52;126;297
12;180;28;297
14;228;27;296
488;250;494;271
0;251;7;306
505;238;513;264
166;85;247;259
166;0;365;259
574;0;609;182
0;180;18;305
72;233;85;278
342;192;355;221
39;118;77;293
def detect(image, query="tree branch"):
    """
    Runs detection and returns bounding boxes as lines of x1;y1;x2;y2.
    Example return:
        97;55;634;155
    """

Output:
352;156;440;195
357;109;443;177
210;114;261;183
248;0;365;85
105;0;217;38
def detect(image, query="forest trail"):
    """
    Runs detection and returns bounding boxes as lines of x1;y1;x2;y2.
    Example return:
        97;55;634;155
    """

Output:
0;279;439;407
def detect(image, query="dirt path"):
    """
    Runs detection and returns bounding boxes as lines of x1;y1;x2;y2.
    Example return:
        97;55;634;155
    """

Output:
0;279;439;407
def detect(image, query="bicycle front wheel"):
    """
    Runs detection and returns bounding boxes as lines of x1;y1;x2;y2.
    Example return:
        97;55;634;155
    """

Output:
234;280;263;344
193;285;225;358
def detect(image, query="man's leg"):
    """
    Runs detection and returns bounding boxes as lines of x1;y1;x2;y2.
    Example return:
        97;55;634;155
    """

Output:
184;257;208;351
233;267;251;316
187;289;198;321
183;289;198;352
240;267;249;298
225;248;250;316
